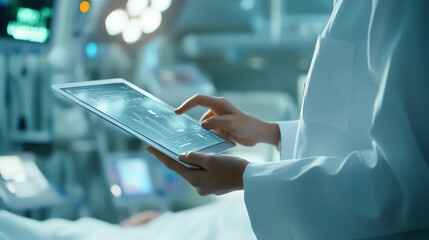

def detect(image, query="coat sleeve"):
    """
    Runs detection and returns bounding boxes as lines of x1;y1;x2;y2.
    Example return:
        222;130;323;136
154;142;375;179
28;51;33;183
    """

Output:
243;1;429;239
277;120;298;160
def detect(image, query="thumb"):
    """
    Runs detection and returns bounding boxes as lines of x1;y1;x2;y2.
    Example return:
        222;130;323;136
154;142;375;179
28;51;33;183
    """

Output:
179;152;211;168
201;115;234;131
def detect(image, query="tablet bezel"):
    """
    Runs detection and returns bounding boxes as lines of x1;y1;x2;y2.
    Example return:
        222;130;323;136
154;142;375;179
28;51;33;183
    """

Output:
52;78;235;169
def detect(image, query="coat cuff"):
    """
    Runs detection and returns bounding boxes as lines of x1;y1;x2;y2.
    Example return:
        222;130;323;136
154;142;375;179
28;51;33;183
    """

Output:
277;120;298;160
243;162;294;239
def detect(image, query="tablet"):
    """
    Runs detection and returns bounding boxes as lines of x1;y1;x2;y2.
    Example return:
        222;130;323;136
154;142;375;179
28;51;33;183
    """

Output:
52;79;235;169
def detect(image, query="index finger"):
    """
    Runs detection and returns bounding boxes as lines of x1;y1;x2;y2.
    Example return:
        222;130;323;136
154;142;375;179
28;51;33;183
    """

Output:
174;95;228;115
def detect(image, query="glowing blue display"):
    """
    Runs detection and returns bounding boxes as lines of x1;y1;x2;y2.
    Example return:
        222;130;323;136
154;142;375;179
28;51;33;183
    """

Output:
117;159;152;195
86;42;98;58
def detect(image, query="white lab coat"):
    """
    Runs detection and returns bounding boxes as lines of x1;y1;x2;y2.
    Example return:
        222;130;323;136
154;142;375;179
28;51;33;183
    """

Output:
243;0;429;239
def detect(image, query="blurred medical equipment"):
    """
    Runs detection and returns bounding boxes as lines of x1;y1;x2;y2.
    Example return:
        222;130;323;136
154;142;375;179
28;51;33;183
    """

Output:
176;0;331;100
103;152;187;209
104;153;157;207
0;154;63;210
0;0;55;150
0;1;54;49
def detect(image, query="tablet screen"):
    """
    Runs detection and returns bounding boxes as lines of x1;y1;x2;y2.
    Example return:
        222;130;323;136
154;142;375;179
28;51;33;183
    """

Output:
61;83;225;154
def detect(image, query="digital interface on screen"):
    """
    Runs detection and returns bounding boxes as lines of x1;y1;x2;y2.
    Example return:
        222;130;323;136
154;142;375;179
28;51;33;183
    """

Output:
0;0;54;43
117;159;152;196
62;83;225;155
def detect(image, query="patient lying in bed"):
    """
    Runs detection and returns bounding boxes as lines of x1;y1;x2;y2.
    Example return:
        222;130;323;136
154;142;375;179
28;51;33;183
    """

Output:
0;193;256;240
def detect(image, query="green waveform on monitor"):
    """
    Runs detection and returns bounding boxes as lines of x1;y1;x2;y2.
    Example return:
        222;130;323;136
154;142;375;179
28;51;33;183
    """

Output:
6;7;52;43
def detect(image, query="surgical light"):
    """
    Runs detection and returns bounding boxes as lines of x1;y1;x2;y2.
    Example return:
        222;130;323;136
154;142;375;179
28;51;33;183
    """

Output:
104;0;178;45
152;0;172;12
140;7;162;34
122;18;142;44
105;9;129;36
126;0;148;17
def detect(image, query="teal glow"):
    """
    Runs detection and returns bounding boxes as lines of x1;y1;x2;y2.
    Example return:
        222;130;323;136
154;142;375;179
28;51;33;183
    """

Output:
86;42;98;58
6;7;52;43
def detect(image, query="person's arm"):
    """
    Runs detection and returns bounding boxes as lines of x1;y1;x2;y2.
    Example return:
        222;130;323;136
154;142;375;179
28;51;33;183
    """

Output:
175;94;281;147
244;1;429;239
121;211;162;227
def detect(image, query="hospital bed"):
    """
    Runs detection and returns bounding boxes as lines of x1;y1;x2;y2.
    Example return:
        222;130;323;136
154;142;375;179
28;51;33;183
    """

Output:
0;192;256;240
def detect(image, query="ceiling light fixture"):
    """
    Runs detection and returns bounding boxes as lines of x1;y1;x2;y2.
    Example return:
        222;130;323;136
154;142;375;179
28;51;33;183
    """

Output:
105;0;174;44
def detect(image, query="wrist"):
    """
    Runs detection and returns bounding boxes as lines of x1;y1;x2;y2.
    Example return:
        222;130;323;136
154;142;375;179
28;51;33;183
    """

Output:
260;122;280;147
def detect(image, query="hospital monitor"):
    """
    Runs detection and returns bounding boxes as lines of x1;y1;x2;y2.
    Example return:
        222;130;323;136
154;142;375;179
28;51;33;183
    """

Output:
0;0;54;51
103;152;186;208
0;153;63;210
104;152;158;207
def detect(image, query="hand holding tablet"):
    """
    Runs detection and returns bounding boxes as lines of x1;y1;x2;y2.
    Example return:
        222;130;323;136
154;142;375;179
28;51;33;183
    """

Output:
52;79;235;169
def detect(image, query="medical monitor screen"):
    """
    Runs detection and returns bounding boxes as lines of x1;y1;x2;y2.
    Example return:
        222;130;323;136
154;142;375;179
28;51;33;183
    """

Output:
61;83;225;155
0;0;54;44
117;159;152;196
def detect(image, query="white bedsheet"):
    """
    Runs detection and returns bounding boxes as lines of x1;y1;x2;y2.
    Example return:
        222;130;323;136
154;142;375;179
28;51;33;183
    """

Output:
0;194;256;240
